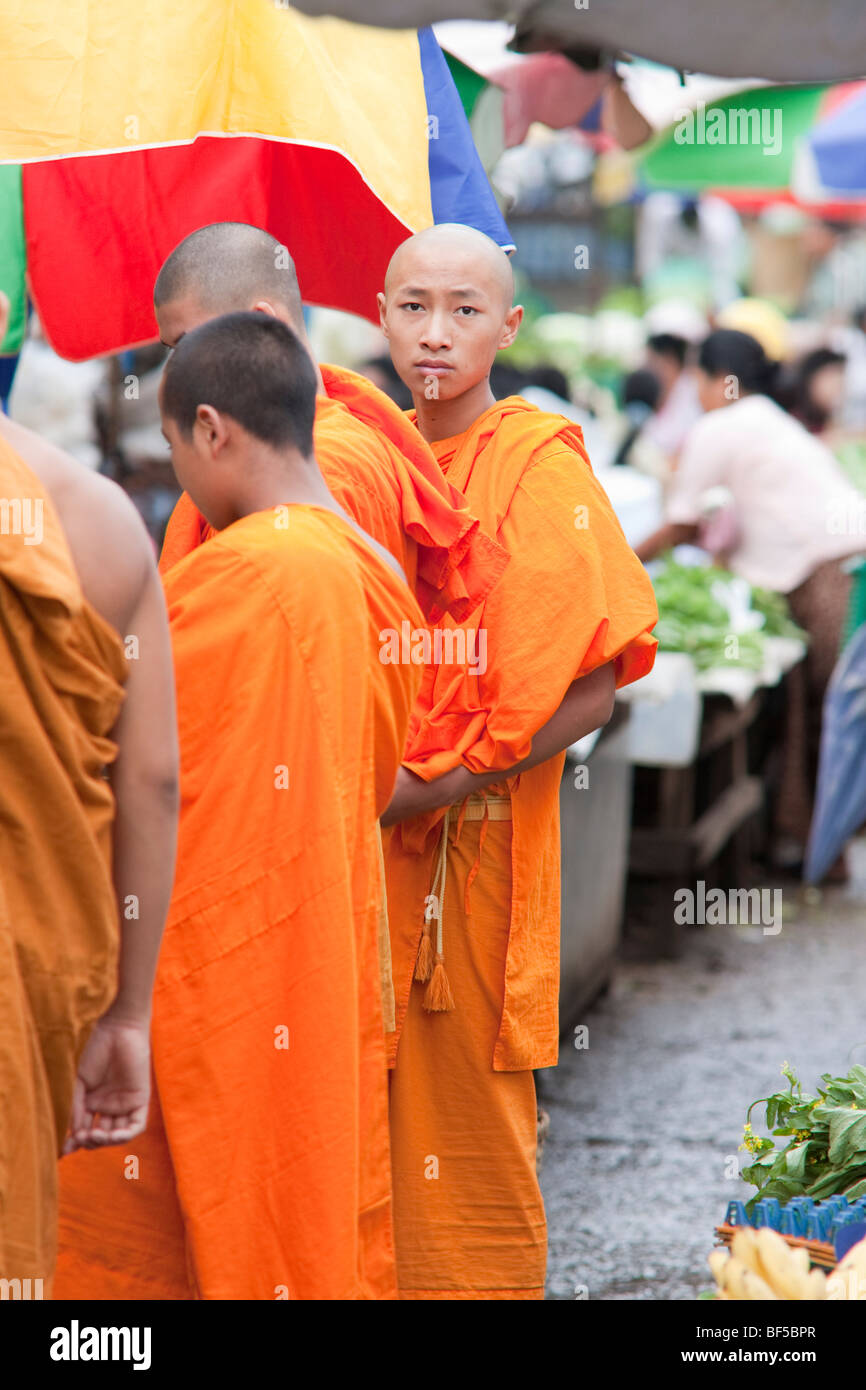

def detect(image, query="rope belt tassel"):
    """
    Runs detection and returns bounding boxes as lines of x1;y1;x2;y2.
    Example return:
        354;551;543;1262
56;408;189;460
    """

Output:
415;793;512;1014
421;807;454;1011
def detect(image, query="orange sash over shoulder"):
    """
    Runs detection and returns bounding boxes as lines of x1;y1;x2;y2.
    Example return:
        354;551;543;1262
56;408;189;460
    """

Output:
159;364;507;623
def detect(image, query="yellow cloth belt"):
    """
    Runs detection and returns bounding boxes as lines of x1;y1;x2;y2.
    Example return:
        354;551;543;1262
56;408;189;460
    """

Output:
461;793;512;821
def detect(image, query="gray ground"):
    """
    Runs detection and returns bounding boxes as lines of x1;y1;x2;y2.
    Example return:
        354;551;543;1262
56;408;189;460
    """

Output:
538;854;866;1301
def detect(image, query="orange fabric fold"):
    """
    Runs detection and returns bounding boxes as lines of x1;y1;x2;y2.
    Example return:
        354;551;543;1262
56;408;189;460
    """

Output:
0;437;126;1293
57;506;422;1300
159;364;508;623
387;397;658;1073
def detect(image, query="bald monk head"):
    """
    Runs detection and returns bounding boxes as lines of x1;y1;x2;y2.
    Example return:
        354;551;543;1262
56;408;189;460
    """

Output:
160;312;323;531
377;223;523;439
154;222;306;349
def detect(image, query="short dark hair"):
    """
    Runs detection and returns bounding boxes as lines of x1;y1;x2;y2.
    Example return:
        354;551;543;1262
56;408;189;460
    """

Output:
161;312;317;454
154;222;304;325
646;333;689;367
698;328;776;397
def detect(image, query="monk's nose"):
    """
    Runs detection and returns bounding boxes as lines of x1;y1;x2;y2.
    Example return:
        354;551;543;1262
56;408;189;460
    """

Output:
420;312;452;351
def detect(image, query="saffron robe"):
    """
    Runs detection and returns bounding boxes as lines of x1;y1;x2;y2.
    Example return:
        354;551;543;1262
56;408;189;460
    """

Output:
56;506;423;1299
158;364;507;622
0;437;126;1294
385;398;658;1297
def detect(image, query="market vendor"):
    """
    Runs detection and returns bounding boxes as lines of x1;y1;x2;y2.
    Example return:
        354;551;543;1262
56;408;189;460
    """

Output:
637;327;866;863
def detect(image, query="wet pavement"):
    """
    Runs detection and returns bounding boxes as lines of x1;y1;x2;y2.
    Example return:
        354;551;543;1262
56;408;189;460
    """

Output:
538;858;866;1301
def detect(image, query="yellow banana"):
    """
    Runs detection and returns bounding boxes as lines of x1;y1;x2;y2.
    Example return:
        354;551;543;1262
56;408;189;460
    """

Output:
756;1228;811;1300
722;1255;752;1300
708;1249;729;1287
743;1267;780;1300
732;1228;767;1279
801;1268;827;1300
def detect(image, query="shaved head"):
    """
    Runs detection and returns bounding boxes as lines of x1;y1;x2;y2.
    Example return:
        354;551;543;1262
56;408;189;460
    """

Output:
154;222;304;325
384;223;513;311
378;222;522;434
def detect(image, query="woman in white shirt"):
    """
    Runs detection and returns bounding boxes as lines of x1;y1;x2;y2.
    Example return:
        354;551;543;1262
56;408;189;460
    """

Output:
637;328;866;866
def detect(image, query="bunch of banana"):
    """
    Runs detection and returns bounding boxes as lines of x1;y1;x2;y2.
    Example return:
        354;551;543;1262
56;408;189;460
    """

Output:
708;1227;827;1300
826;1235;866;1301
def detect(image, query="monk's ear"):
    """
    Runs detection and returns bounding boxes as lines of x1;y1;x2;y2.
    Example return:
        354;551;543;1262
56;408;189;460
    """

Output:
195;404;229;453
376;292;389;337
499;304;523;351
252;299;280;321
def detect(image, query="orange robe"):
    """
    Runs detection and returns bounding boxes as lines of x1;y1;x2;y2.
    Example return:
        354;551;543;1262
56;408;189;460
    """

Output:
0;437;126;1295
385;398;658;1299
158;364;507;621
55;506;423;1299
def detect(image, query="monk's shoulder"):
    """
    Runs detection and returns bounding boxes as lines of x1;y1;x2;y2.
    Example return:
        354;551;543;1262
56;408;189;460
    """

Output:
316;398;401;486
0;416;152;632
54;466;153;633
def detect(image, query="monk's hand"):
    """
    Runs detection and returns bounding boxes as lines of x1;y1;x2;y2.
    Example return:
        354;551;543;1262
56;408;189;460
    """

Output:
0;291;8;342
381;766;440;826
62;1014;151;1154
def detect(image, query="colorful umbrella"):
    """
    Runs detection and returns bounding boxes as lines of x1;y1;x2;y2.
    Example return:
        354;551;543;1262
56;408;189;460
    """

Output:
638;81;866;216
0;5;511;361
794;88;866;200
640;85;831;193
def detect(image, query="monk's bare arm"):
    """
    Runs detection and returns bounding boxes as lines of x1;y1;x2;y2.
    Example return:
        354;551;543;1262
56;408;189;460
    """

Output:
67;534;179;1150
381;660;616;825
104;562;179;1023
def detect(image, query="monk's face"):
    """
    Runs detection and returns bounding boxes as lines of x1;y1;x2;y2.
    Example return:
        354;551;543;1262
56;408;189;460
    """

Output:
157;293;293;349
377;243;522;404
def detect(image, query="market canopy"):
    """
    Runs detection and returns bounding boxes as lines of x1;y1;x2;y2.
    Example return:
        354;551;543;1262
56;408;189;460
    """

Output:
0;3;510;360
293;0;866;82
639;86;840;192
636;81;866;221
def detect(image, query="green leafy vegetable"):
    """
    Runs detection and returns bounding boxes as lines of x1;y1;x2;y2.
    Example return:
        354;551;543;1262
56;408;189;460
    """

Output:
740;1062;866;1213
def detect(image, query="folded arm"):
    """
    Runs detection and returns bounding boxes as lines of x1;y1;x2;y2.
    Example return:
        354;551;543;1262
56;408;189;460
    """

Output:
381;660;616;826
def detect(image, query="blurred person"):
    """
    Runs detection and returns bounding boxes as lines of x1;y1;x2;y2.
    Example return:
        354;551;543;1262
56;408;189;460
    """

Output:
612;367;666;473
0;292;178;1296
642;331;702;459
357;353;413;411
789;347;847;436
637;327;866;859
637;192;745;311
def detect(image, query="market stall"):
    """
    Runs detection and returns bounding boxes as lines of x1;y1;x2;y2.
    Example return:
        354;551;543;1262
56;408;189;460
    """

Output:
619;557;809;954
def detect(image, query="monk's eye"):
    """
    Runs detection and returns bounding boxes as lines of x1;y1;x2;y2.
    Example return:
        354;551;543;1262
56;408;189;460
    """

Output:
456;306;478;317
401;302;423;312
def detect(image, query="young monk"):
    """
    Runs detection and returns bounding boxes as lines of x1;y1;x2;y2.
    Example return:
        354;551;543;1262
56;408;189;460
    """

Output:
154;221;506;621
56;313;424;1300
0;298;178;1296
377;224;659;1299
